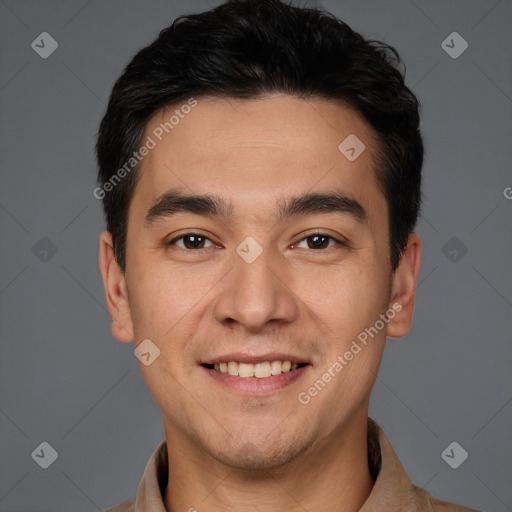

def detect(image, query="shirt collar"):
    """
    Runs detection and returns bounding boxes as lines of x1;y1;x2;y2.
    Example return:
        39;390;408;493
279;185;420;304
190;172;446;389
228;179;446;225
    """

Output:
131;417;418;511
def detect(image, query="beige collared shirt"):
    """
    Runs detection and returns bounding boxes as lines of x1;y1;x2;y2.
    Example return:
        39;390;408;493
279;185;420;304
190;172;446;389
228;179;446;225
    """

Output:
105;417;479;511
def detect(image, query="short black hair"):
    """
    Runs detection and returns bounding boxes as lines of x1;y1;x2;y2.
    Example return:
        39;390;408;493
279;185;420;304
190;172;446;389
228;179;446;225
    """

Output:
96;0;423;272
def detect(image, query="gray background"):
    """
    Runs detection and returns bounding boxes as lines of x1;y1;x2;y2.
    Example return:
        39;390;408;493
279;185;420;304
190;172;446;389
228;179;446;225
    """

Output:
0;0;510;510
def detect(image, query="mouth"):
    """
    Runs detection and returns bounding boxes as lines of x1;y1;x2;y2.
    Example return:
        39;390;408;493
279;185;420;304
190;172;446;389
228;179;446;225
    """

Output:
201;360;310;378
200;356;311;394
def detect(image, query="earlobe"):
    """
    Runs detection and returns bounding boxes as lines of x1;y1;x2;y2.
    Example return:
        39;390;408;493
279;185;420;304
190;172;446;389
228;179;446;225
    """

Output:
386;233;422;339
98;230;134;343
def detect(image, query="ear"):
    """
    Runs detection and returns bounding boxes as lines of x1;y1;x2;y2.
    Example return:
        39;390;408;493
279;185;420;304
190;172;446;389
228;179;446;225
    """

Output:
386;233;421;338
98;230;134;342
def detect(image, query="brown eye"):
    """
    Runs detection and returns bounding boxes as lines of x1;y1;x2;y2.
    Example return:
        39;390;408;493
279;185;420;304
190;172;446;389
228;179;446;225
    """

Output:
295;234;338;250
168;234;214;250
306;234;331;249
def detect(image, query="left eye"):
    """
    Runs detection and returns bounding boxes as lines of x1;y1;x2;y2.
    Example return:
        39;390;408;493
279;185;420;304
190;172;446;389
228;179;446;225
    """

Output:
294;234;339;250
168;234;215;250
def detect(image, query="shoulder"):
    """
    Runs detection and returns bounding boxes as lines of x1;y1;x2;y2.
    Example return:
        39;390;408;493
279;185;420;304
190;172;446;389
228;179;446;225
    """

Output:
104;498;135;512
413;484;481;512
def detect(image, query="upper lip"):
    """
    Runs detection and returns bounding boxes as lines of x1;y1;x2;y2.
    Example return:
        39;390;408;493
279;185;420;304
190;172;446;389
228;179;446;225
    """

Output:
201;352;309;365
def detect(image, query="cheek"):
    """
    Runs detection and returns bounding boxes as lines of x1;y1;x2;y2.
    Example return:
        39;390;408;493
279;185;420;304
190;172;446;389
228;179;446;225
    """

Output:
295;262;389;339
302;263;389;406
126;267;178;341
127;259;222;346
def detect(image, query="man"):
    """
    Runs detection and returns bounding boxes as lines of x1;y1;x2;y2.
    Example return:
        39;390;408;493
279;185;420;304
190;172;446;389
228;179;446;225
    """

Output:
96;0;479;510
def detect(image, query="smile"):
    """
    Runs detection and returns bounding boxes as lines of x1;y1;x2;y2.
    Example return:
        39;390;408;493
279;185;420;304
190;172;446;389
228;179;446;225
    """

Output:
202;360;309;378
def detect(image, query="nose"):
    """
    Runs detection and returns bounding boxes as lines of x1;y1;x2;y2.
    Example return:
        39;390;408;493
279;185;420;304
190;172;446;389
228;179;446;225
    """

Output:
213;246;300;332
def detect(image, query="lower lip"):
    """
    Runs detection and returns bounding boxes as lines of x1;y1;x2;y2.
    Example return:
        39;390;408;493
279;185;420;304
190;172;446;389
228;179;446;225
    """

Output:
202;365;310;394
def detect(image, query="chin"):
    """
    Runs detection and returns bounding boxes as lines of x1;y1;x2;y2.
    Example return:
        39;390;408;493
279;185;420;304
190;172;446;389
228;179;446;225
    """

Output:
207;432;314;472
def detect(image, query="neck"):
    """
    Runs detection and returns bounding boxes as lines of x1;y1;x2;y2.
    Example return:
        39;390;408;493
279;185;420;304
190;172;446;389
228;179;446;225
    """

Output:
163;412;374;512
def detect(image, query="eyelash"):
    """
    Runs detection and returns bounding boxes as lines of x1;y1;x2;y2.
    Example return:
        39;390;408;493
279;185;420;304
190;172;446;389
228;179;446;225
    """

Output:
166;232;347;252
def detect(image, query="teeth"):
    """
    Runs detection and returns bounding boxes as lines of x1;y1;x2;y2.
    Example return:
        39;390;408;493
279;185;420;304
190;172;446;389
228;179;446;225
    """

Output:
254;362;271;378
238;363;254;378
210;360;304;378
270;360;282;375
227;361;239;376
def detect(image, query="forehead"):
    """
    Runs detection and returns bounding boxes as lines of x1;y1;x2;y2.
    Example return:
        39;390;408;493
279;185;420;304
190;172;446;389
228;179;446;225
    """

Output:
131;95;385;221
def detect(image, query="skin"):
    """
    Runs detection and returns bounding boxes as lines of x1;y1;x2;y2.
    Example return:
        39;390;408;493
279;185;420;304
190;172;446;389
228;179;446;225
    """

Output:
99;95;421;512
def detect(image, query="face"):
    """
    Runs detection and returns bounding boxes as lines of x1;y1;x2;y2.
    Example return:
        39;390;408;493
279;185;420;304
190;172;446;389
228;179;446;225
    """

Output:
100;95;420;470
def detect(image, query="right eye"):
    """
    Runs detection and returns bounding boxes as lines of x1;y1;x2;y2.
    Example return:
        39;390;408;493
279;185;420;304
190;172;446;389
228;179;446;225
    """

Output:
167;233;216;250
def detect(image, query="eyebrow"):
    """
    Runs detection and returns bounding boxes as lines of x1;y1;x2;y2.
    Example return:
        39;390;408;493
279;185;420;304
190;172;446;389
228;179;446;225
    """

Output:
144;188;367;227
